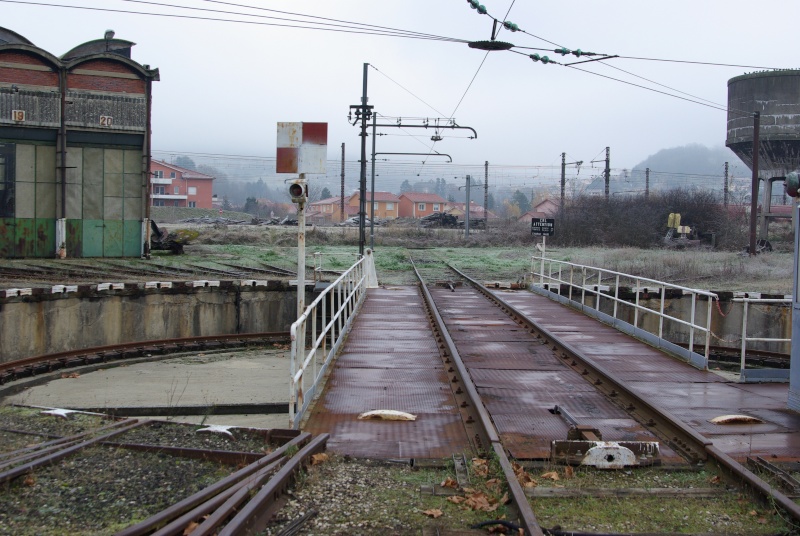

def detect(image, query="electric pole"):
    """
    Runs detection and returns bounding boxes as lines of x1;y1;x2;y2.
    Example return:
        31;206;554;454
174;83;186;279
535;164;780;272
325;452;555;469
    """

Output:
561;152;566;209
560;152;582;210
484;161;488;229
724;161;729;207
604;146;610;200
340;143;345;222
348;63;373;257
465;175;471;238
645;167;650;200
369;112;376;250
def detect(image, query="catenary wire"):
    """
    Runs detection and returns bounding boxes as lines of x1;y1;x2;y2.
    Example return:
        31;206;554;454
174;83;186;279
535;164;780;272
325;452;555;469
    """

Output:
0;0;468;42
370;66;448;117
195;0;459;41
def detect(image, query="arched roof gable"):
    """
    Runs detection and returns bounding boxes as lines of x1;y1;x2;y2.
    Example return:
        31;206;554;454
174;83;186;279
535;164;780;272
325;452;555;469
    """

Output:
65;53;159;81
0;43;61;70
0;27;34;46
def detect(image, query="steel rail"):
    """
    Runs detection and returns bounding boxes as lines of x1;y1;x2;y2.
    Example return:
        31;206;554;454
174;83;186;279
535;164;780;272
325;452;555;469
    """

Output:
0;332;290;382
448;263;800;524
217;433;330;536
0;418;133;466
117;432;312;536
150;458;287;536
0;419;146;485
412;259;543;536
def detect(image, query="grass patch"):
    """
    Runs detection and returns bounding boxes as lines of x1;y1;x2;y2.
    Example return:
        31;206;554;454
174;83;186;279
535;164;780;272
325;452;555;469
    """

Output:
531;495;790;534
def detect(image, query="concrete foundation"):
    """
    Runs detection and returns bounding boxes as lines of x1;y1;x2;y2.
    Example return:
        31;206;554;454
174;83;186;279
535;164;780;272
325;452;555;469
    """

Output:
0;280;311;363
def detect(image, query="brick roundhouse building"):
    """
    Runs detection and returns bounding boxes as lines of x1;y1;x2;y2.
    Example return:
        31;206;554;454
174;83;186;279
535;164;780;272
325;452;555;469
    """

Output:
0;27;159;258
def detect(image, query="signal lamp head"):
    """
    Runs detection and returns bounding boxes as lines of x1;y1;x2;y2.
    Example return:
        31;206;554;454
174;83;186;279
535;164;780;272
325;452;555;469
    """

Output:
289;182;307;204
786;171;800;197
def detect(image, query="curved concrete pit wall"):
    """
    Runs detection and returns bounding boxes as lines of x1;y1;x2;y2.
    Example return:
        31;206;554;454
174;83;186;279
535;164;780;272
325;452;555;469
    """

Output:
0;280;311;363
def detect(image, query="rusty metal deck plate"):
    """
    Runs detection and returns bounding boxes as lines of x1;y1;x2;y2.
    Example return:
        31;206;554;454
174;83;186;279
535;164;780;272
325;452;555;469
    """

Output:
429;286;670;460
303;412;469;459
496;290;800;462
302;287;470;459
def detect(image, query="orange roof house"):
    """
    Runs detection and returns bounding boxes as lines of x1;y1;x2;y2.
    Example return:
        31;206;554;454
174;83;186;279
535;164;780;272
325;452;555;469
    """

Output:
398;192;447;218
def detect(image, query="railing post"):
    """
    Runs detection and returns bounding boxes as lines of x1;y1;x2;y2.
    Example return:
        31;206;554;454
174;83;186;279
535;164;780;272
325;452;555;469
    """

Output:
634;278;640;329
312;300;318;382
613;274;619;320
596;271;602;311
581;267;587;309
689;293;697;359
705;297;713;367
659;285;666;340
741;300;749;374
289;329;297;428
569;265;574;301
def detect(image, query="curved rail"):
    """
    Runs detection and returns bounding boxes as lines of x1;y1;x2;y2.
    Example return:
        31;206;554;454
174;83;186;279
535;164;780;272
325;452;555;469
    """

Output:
448;262;800;525
0;332;290;385
412;259;543;536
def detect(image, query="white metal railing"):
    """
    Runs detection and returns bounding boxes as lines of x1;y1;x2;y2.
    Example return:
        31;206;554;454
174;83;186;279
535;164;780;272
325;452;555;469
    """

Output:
531;256;718;369
736;297;791;382
289;256;368;429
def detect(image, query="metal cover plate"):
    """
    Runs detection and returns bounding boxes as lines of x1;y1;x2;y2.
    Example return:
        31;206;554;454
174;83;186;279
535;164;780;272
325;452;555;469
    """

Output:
303;412;470;459
321;382;458;414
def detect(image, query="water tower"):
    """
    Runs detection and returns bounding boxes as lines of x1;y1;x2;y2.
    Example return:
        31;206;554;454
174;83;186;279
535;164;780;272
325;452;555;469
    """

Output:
726;70;800;236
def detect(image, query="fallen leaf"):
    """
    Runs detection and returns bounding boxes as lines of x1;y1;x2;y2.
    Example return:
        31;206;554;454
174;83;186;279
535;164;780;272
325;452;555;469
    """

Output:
60;372;80;379
749;510;758;516
441;477;458;489
472;458;489;477
709;475;721;484
541;471;560;481
311;453;329;465
564;466;575;479
500;492;509;504
182;521;199;535
23;475;35;487
422;508;443;518
486;478;501;489
447;495;465;504
464;491;499;512
757;517;767;524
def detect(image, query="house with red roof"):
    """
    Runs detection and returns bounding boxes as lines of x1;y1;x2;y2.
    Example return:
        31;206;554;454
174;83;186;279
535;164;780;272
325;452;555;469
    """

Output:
307;195;350;223
349;191;401;220
446;201;498;220
399;192;448;218
150;160;215;209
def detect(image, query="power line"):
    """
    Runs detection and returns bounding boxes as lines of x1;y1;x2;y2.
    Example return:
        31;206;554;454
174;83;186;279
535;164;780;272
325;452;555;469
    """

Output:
0;0;467;42
616;55;782;70
596;61;727;109
564;64;733;114
370;65;448;117
195;0;459;41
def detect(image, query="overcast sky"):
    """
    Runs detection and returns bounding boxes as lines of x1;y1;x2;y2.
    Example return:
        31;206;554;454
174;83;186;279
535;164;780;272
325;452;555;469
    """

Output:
3;0;798;189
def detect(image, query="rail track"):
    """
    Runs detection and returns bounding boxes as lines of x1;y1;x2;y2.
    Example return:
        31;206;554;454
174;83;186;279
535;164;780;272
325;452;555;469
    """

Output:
409;252;800;535
0;407;327;535
0;332;290;389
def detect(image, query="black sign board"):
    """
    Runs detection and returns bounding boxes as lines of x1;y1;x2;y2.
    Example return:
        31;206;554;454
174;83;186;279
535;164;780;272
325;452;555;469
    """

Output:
531;218;555;236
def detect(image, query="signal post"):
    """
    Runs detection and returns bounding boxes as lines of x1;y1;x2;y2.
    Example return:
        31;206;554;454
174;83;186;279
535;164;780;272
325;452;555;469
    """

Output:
276;122;328;323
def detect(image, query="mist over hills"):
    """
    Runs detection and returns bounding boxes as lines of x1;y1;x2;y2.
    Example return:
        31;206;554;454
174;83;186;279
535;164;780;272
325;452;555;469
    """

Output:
632;144;746;176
